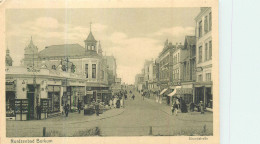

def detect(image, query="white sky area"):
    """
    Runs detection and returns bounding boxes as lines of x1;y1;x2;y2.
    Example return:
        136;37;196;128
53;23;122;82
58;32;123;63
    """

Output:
6;8;200;84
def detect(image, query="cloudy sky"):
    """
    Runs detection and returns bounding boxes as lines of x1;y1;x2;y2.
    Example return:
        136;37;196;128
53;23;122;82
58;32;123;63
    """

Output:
6;8;200;84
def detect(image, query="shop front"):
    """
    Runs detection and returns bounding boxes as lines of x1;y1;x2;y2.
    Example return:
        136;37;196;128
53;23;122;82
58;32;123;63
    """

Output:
6;80;16;119
194;82;213;110
179;83;194;104
47;85;61;113
66;80;86;111
159;88;168;104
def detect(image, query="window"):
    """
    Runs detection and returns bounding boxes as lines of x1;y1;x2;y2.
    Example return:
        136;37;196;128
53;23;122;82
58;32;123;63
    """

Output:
198;74;203;82
85;64;88;78
199;21;202;37
101;70;104;80
206;73;211;81
173;70;175;80
92;46;94;50
209;41;212;59
209;12;212;31
88;46;90;50
204;16;208;33
177;69;179;79
177;53;179;63
192;45;196;57
205;43;208;61
52;65;56;70
92;64;96;78
199;46;202;63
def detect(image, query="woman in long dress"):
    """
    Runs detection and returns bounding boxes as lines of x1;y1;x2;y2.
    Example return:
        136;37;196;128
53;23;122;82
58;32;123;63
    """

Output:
113;97;117;108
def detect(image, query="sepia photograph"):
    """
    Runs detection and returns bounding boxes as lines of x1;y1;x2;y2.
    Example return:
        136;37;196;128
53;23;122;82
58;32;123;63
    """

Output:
1;1;219;144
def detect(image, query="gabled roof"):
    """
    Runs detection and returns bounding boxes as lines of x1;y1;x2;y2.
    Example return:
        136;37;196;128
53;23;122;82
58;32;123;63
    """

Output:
39;44;85;57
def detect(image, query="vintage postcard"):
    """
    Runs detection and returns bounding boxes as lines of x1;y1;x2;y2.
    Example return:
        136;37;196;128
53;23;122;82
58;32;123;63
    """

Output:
0;0;219;144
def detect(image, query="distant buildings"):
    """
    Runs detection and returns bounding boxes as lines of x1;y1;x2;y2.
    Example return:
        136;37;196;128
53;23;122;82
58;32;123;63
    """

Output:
104;56;117;86
135;7;213;110
135;73;144;92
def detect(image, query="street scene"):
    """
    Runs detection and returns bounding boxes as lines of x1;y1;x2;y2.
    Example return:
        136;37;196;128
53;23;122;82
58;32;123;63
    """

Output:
5;7;213;137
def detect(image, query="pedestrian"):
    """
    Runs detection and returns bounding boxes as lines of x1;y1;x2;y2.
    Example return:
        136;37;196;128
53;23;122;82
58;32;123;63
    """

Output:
95;102;100;116
132;94;135;100
180;98;187;113
173;102;179;116
120;97;124;108
171;103;174;115
200;101;204;114
190;102;195;112
109;99;113;109
116;99;120;108
77;101;81;114
113;97;117;108
65;104;69;117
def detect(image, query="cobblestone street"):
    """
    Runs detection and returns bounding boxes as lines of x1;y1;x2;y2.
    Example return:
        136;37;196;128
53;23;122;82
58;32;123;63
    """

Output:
7;90;213;137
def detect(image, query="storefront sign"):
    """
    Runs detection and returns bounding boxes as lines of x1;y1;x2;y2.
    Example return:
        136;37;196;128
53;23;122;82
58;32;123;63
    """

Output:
6;84;16;91
27;68;40;72
48;86;60;92
6;81;16;91
68;80;85;86
86;91;93;95
176;88;193;94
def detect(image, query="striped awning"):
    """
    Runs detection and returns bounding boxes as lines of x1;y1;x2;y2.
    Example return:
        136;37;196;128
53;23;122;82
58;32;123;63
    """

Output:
159;89;168;95
168;89;176;97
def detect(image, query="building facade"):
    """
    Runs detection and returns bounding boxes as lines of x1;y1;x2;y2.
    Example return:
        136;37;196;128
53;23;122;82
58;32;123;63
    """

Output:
5;26;116;120
158;40;175;89
194;7;213;110
104;56;117;86
180;36;196;104
134;73;145;92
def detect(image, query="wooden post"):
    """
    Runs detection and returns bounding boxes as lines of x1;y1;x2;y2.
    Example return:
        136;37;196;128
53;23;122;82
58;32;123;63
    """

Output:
149;126;153;135
43;127;46;137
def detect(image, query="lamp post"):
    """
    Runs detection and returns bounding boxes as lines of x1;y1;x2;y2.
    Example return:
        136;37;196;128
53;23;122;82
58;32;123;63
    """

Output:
64;57;72;111
31;46;39;119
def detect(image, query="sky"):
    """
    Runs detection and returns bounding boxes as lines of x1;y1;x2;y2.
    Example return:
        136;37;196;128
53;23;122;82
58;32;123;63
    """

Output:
6;8;200;84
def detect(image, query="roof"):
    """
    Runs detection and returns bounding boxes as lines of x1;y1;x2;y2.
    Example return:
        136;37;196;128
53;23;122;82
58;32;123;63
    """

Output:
186;36;196;45
85;32;97;42
184;36;196;49
39;44;85;57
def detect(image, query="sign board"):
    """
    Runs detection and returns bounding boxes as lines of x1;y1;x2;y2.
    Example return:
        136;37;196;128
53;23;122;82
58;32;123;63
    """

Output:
86;91;93;95
176;88;193;94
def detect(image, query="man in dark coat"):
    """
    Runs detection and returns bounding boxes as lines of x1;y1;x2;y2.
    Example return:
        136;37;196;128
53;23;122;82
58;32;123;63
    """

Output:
65;104;69;117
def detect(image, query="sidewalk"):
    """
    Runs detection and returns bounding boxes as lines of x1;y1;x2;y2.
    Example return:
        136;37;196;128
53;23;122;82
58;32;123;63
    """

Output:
136;92;213;123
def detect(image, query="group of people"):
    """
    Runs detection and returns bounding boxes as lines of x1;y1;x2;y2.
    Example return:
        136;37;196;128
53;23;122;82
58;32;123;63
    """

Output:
171;97;188;116
171;98;205;116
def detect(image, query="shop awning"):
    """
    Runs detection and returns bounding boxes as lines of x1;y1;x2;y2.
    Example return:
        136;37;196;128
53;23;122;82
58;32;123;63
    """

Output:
168;89;177;97
159;89;167;95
